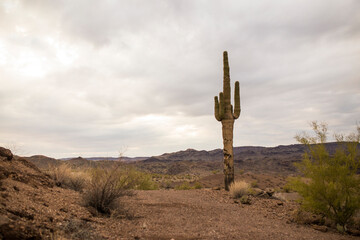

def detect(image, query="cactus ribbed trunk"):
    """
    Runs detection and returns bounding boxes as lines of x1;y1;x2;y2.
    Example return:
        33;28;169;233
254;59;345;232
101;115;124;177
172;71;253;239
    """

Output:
214;51;241;191
222;119;234;189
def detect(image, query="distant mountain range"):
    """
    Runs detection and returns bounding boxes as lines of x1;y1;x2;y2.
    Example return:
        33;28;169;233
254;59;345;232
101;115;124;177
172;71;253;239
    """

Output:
59;156;148;161
24;142;355;175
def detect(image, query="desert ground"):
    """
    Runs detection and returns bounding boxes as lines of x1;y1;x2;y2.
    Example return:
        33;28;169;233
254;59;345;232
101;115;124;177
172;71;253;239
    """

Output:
0;147;359;239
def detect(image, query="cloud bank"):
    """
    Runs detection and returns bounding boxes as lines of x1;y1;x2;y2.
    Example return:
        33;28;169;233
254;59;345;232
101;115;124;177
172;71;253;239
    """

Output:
0;0;359;158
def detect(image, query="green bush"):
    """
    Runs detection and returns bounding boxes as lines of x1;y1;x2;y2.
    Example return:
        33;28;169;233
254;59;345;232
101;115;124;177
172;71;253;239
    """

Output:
289;122;360;231
126;169;158;190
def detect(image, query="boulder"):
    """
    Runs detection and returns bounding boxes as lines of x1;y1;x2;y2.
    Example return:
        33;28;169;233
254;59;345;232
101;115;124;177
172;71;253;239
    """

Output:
0;147;13;160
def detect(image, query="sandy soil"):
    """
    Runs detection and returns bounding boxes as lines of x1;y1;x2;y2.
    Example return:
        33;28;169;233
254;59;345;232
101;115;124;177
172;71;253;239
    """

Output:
94;189;357;240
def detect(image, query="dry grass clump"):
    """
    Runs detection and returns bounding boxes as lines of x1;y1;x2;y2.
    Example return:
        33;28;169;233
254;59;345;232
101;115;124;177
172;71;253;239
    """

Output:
47;164;88;192
229;180;250;199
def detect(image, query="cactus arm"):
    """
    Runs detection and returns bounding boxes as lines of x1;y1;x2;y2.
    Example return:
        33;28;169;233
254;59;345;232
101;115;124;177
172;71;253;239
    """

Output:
233;81;241;119
214;96;221;121
219;92;224;119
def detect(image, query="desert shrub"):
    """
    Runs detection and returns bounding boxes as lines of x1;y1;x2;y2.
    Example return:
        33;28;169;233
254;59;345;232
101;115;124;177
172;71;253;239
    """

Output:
83;165;159;214
229;180;250;199
282;182;292;193
48;164;87;192
48;164;71;186
193;182;203;189
82;166;134;215
289;122;360;231
126;169;158;190
67;173;87;192
250;180;258;188
161;180;172;189
175;182;191;190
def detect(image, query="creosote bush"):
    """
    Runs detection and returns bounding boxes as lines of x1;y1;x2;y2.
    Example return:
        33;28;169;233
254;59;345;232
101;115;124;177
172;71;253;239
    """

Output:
229;180;250;199
289;121;360;231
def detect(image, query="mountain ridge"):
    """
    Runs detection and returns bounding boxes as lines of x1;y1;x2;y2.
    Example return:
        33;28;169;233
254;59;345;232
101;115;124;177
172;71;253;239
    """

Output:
24;142;356;175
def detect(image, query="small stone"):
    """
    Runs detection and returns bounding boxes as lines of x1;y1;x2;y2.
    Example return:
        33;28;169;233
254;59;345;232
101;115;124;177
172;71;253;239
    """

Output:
59;208;68;213
251;188;264;196
265;188;275;196
1;193;9;199
312;225;327;232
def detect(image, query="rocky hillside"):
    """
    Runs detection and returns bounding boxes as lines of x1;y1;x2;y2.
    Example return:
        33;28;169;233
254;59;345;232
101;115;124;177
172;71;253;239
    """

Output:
135;142;356;175
25;143;354;176
0;147;100;239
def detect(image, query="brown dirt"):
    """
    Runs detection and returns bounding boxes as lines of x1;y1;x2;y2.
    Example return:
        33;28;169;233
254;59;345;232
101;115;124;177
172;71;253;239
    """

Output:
198;172;288;190
97;189;357;240
0;152;358;239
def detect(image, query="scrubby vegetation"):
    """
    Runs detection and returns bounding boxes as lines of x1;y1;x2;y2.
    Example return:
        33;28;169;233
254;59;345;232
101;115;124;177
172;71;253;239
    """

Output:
47;164;88;192
82;166;133;215
289;122;360;231
229;180;250;199
175;181;203;190
46;161;159;215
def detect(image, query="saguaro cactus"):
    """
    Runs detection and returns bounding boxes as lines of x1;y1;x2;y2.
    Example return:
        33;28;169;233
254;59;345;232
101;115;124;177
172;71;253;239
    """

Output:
214;51;241;191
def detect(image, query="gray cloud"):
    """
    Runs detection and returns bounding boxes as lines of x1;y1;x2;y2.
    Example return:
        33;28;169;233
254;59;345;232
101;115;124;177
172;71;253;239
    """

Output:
0;0;359;158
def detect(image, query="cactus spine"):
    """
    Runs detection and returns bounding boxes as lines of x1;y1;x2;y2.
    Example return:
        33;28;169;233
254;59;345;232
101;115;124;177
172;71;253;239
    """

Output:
214;51;241;191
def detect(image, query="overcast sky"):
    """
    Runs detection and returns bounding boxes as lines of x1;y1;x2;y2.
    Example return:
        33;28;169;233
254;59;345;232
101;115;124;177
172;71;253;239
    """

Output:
0;0;359;158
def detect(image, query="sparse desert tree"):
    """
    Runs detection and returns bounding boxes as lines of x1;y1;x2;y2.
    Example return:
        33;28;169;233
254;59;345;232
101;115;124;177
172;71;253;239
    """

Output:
214;51;241;190
290;121;360;231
